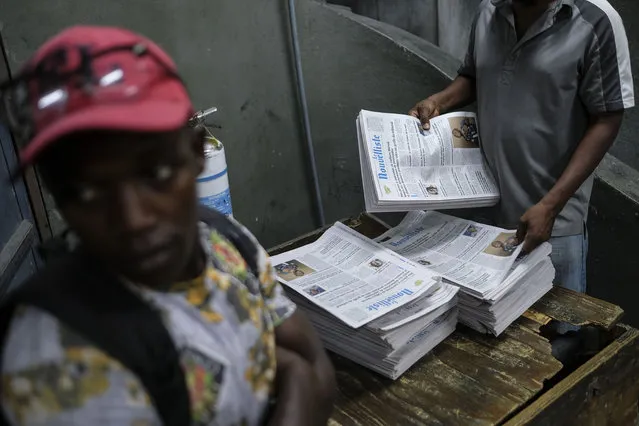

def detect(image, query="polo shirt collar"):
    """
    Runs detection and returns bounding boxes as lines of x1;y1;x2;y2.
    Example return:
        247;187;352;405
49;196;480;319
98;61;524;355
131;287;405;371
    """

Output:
491;0;574;13
491;0;575;20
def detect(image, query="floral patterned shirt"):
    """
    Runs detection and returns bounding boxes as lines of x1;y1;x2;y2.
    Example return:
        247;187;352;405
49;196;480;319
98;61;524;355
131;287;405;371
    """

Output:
1;218;296;426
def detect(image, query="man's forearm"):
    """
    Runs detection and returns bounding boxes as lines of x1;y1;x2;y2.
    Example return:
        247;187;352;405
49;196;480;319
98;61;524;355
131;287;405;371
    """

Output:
541;112;624;214
274;311;336;419
268;347;319;426
431;75;477;112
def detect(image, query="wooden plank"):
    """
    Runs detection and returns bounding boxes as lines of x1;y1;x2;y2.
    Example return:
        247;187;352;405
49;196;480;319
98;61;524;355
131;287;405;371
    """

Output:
506;325;639;426
433;330;558;404
329;322;563;426
531;287;624;330
331;352;519;426
521;310;552;328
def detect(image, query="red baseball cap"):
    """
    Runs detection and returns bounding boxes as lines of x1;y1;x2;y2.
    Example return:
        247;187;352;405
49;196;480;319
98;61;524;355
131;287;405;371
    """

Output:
3;25;194;168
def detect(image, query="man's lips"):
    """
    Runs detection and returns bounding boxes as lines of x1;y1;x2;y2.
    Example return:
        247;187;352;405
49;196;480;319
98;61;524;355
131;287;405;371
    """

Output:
125;240;178;273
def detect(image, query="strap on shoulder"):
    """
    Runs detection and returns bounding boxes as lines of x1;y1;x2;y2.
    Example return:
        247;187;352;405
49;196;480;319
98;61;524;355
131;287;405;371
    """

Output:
0;254;190;426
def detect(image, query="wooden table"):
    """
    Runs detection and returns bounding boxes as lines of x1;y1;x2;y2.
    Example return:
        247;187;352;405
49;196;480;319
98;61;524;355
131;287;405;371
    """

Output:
269;214;639;426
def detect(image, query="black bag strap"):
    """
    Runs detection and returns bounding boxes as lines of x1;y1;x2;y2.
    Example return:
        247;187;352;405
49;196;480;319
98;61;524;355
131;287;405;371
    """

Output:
0;255;191;426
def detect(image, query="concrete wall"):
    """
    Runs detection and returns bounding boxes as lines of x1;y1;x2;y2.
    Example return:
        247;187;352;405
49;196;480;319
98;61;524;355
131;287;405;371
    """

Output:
0;0;315;247
298;4;457;224
436;0;480;62
352;0;438;43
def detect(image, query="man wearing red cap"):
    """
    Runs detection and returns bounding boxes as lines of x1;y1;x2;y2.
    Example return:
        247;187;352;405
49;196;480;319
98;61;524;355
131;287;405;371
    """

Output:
0;26;335;425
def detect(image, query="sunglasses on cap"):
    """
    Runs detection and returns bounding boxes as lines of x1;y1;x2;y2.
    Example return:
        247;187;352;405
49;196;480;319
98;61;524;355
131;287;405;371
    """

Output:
0;42;184;149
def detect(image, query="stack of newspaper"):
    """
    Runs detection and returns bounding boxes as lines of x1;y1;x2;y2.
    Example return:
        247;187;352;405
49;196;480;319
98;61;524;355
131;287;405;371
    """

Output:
357;109;500;212
271;222;459;379
376;211;555;336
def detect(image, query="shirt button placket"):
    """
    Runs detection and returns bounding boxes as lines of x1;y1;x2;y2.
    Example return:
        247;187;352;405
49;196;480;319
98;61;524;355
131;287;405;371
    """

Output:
501;50;519;86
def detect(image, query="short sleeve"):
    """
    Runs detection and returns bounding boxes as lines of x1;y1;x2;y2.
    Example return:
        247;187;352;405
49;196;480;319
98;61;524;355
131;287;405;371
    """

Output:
579;8;634;114
2;306;159;426
458;14;479;78
227;218;296;327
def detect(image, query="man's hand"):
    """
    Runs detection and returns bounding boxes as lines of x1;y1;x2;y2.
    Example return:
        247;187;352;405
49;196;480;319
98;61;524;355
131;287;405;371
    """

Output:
516;201;557;253
269;311;336;426
408;76;477;130
268;346;319;426
409;98;442;130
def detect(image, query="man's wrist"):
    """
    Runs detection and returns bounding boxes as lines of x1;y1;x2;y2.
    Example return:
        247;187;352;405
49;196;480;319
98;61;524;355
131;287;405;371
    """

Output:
428;93;448;114
540;193;565;217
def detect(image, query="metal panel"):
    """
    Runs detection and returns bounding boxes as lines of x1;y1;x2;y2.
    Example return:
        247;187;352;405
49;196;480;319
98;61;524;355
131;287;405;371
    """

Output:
0;221;35;299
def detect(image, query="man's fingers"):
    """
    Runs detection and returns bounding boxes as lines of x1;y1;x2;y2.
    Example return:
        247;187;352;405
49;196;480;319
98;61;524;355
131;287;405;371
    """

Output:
522;235;540;254
417;106;433;130
409;102;434;130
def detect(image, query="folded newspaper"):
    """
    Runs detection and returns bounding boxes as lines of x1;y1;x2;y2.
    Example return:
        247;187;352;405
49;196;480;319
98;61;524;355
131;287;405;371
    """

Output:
357;109;499;212
270;222;459;379
376;211;555;336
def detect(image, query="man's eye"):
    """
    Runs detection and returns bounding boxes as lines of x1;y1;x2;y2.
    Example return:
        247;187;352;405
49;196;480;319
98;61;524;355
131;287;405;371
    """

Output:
153;164;175;183
77;186;99;204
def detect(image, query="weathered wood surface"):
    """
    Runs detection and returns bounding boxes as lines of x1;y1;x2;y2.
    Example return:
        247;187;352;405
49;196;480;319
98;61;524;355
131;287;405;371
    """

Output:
269;213;634;426
507;326;639;426
530;286;624;330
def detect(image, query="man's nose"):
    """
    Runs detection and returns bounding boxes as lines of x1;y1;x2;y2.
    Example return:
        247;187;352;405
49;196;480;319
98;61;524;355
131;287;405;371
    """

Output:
115;184;156;233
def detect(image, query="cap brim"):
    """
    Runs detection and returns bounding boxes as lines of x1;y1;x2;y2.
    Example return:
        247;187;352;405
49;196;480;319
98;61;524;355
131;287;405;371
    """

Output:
18;96;193;169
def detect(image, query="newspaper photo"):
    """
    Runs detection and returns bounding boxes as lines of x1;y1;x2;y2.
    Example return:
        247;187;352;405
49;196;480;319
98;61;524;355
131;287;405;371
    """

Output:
357;109;499;212
375;211;523;297
270;222;440;328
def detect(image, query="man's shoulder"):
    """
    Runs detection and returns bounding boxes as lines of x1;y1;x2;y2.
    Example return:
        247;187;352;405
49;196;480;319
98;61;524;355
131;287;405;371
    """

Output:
197;207;263;275
574;0;625;30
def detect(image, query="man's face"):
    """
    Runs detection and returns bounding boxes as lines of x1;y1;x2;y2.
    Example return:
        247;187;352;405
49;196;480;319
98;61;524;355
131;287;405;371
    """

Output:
45;128;205;286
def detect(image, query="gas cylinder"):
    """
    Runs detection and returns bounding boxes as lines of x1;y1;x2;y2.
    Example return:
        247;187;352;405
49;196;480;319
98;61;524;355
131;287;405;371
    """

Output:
190;107;233;217
197;135;233;217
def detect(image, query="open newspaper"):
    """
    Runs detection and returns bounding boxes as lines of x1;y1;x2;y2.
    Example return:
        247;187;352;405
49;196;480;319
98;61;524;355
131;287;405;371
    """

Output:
270;222;459;378
357;109;499;212
376;211;555;335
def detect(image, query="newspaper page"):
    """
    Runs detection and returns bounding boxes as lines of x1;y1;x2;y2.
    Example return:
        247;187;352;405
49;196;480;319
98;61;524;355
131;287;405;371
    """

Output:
270;222;440;328
359;109;498;203
375;211;523;296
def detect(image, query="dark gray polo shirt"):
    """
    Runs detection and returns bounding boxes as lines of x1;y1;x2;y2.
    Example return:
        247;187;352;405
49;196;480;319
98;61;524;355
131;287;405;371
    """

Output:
460;0;634;236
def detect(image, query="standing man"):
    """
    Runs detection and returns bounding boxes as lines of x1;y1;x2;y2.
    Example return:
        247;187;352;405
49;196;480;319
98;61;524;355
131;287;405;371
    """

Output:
410;0;634;299
0;26;335;425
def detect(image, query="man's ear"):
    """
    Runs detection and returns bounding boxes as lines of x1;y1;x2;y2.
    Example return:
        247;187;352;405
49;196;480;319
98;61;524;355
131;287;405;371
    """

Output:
190;127;206;175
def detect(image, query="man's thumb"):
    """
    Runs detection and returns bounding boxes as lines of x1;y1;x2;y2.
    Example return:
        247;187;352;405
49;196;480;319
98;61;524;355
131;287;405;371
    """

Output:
515;220;527;246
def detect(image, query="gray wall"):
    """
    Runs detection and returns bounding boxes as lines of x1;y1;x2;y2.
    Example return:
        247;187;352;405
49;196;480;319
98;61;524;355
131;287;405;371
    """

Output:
352;0;438;43
0;0;315;247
